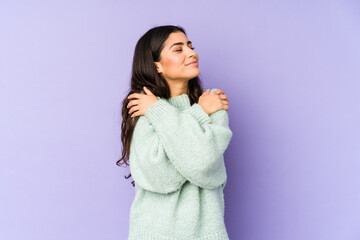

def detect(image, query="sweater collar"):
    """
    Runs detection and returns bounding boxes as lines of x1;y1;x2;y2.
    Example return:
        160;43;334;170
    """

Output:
164;93;190;110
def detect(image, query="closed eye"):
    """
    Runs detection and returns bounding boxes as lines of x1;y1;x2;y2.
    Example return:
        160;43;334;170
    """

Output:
176;47;195;52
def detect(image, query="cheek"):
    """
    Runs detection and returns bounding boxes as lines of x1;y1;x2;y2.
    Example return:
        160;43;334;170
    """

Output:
162;56;183;69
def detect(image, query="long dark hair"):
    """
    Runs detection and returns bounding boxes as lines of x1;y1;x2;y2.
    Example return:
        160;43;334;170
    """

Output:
116;25;205;187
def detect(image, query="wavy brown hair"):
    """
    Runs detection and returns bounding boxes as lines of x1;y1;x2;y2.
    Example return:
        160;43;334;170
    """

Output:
116;25;205;187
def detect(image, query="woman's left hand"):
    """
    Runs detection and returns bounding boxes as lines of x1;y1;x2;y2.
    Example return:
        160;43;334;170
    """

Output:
127;86;159;118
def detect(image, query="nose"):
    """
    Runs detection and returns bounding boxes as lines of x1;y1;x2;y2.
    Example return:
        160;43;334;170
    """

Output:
187;47;197;58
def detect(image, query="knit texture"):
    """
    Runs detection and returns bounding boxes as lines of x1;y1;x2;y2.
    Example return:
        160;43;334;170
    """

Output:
128;88;233;240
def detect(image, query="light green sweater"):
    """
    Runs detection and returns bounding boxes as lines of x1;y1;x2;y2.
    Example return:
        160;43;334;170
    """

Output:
128;88;233;240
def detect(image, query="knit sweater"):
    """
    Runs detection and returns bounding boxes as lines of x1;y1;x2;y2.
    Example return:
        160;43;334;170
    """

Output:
128;88;233;240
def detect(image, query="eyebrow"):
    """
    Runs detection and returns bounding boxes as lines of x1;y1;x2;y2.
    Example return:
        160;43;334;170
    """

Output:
169;41;192;49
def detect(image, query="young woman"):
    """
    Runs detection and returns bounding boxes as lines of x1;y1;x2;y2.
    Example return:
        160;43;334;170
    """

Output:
117;25;233;240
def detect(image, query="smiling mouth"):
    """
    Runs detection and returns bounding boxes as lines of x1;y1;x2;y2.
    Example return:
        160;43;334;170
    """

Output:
186;62;198;66
186;60;198;66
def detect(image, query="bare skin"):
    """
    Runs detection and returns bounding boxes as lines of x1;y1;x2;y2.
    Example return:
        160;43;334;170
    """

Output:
154;31;199;98
127;87;229;118
127;31;229;117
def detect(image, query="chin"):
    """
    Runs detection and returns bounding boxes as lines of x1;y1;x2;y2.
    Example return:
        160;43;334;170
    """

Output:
187;69;200;79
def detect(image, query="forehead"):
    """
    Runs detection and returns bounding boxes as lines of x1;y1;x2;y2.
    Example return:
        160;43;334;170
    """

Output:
165;31;189;45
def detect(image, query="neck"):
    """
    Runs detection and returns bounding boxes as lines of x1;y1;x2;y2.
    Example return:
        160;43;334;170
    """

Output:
168;82;188;98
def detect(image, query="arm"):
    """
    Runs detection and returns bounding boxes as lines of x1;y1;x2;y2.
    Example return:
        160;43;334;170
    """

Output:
143;94;233;190
129;115;188;194
209;109;230;190
200;88;230;189
182;89;231;190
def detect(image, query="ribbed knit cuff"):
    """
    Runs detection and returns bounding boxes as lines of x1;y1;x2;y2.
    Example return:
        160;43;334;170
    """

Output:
183;103;212;126
145;99;176;129
129;223;230;240
209;109;227;122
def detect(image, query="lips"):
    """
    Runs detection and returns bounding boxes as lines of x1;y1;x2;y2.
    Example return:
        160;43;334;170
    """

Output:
186;60;198;66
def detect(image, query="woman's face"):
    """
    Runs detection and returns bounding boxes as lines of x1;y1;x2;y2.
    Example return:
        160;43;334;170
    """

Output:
154;31;200;82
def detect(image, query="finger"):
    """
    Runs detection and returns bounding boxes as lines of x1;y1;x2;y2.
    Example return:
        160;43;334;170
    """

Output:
131;110;139;118
127;99;138;109
128;105;139;115
219;94;229;104
143;86;154;96
222;104;229;111
128;93;141;99
133;109;142;118
214;89;225;95
221;99;229;105
202;89;210;95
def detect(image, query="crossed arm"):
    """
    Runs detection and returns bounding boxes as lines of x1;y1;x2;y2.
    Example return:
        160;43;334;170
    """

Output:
129;89;233;194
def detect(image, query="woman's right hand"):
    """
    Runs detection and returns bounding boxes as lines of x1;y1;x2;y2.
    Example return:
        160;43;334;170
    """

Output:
198;89;229;115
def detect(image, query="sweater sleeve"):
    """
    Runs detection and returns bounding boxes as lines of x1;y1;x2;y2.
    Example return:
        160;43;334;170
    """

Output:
197;88;230;189
143;93;233;190
129;115;188;194
182;93;231;190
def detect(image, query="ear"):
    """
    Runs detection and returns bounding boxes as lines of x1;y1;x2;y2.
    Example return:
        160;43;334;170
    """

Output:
154;61;163;74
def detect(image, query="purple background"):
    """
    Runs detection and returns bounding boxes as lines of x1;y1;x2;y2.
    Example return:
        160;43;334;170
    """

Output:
1;1;359;239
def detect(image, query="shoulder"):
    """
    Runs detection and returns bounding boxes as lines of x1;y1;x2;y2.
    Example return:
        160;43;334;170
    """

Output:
132;114;155;140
